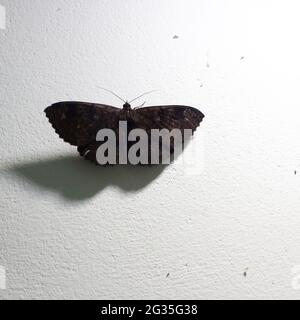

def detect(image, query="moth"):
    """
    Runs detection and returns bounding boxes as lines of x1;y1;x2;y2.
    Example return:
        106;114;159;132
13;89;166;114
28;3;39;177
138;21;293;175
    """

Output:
45;91;205;165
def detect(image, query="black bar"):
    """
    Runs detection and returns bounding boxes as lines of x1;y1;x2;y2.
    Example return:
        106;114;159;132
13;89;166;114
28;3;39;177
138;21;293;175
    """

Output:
0;300;294;319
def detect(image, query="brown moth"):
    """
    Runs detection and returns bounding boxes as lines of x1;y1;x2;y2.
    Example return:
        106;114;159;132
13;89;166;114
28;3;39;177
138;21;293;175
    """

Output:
45;99;205;165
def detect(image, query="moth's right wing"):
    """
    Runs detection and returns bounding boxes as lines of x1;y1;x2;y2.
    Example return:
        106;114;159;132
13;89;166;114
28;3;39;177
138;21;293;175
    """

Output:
134;105;205;132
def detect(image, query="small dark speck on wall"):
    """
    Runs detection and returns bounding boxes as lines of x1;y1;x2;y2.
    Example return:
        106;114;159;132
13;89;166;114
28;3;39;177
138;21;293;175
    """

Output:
294;170;297;175
240;56;245;60
243;268;249;277
166;273;170;278
173;35;179;39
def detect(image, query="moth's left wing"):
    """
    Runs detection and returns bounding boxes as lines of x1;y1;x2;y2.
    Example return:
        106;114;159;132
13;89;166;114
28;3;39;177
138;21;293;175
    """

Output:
45;101;120;147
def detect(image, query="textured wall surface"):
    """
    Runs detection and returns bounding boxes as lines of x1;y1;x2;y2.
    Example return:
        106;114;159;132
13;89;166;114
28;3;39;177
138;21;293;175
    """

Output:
1;0;300;300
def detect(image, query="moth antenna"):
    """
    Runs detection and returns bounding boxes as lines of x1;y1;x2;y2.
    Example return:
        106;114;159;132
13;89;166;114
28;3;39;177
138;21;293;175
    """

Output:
97;86;126;103
129;90;159;104
134;101;146;110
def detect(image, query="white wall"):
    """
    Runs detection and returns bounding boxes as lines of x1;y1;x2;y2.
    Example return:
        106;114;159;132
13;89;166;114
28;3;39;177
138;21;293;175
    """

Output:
1;0;300;300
